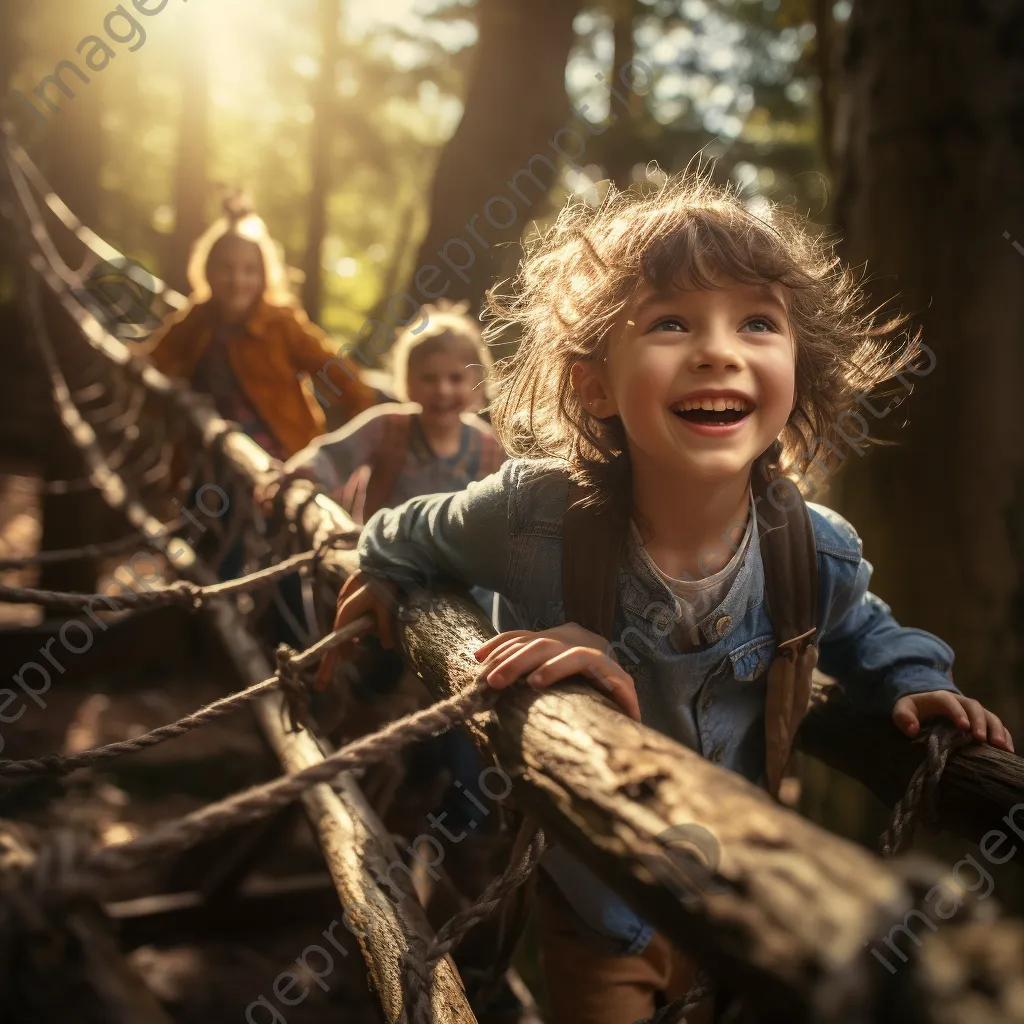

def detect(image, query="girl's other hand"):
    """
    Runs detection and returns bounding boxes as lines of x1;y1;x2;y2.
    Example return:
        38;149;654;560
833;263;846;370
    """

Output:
892;691;1014;753
315;571;399;690
473;624;640;721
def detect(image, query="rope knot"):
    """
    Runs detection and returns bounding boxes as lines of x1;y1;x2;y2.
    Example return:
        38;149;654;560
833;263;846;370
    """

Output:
315;532;356;566
275;644;313;734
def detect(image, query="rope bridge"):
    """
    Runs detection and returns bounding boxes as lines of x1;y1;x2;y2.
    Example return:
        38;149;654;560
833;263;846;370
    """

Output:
1;122;1024;1024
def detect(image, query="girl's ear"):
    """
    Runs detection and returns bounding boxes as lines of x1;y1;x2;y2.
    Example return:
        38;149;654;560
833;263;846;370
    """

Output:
571;359;617;418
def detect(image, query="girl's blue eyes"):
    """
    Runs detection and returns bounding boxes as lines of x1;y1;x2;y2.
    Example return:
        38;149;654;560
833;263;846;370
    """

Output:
648;315;780;334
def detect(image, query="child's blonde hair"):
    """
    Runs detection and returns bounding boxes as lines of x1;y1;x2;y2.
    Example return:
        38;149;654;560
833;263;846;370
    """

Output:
186;193;296;307
485;173;923;500
389;300;493;406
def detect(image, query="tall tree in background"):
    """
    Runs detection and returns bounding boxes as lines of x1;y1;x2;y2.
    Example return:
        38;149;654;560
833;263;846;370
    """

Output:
167;22;209;293
407;0;583;309
833;0;1024;724
37;1;105;229
301;0;342;322
602;0;642;187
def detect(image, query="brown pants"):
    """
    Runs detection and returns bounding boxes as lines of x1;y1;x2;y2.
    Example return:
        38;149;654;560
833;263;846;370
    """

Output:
536;874;714;1024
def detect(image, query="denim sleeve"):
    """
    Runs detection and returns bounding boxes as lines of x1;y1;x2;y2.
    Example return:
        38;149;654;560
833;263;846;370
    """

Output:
816;552;959;717
357;458;518;594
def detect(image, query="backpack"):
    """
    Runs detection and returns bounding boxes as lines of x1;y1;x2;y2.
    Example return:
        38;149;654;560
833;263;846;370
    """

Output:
561;472;818;798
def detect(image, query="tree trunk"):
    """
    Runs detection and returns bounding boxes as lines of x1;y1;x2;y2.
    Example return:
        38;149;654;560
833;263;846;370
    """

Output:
832;0;1024;729
405;0;583;310
602;0;641;188
812;0;835;176
166;21;209;294
301;0;342;322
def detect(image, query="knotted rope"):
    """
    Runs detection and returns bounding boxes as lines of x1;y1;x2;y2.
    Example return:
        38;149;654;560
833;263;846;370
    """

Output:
402;822;546;1023
0;516;189;571
879;721;974;857
0;618;372;780
0;548;319;613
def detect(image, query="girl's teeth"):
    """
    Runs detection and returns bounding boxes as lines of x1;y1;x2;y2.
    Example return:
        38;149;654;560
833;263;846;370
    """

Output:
675;397;749;412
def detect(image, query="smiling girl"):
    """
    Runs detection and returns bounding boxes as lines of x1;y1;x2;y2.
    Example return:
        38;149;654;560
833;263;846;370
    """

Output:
280;300;503;523
146;196;375;461
321;176;1012;1022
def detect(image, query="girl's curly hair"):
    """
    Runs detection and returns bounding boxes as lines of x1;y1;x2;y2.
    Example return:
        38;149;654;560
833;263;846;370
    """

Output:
484;172;925;502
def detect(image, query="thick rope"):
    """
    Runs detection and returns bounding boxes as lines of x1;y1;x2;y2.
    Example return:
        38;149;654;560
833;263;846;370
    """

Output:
0;618;372;780
879;721;974;857
0;516;188;571
0;676;277;780
0;578;203;611
402;822;545;1024
84;678;498;875
0;548;318;612
633;976;714;1024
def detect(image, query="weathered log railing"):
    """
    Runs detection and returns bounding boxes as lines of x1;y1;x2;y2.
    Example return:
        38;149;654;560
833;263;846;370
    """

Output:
5;122;1024;1023
387;586;1024;1023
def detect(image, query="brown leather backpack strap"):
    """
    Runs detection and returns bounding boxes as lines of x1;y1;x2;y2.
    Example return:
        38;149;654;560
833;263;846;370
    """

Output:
562;480;626;639
361;413;412;522
752;472;819;798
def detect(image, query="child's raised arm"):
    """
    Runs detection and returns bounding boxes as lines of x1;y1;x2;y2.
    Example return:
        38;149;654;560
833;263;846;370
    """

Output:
283;405;388;496
286;312;377;417
316;460;518;680
357;458;517;595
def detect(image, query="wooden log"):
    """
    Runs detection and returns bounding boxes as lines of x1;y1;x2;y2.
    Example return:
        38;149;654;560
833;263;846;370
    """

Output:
796;678;1024;866
200;587;478;1024
106;872;342;947
396;585;1024;1024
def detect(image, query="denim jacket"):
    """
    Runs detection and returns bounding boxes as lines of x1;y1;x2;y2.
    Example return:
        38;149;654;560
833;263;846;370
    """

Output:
359;457;958;953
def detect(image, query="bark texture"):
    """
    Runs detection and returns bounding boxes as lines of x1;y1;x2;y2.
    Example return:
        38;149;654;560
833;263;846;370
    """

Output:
797;676;1024;865
832;0;1024;729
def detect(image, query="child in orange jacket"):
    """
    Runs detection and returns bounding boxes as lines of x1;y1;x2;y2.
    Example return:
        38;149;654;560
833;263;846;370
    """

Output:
145;198;375;460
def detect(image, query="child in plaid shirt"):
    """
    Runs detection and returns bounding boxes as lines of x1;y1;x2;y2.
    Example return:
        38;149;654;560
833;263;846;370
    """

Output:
283;301;504;522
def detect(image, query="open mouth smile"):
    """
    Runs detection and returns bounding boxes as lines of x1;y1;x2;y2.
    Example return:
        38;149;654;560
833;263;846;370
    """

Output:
669;394;754;434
